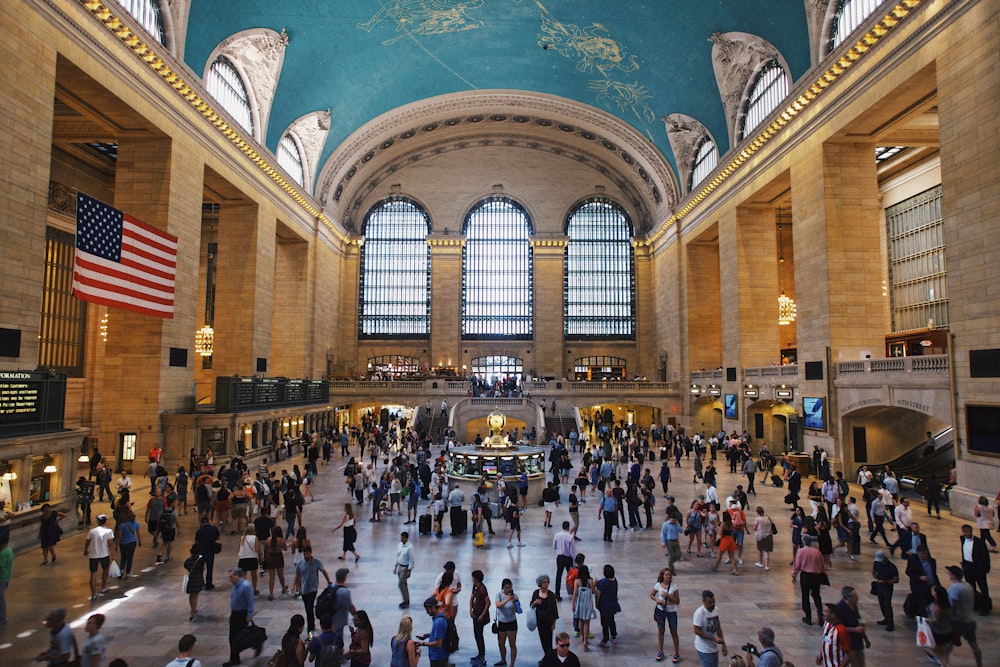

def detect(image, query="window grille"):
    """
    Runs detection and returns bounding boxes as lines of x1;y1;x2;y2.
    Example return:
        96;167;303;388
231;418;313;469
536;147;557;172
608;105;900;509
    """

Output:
741;61;789;140
462;198;534;339
277;134;305;186
690;137;718;190
885;185;948;331
205;57;254;135
564;198;635;338
113;0;165;44
471;355;524;380
830;0;887;51
40;227;87;376
358;198;431;337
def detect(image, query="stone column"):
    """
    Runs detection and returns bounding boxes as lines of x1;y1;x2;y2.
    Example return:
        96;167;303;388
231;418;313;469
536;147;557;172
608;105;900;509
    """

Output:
532;239;567;378
428;236;463;370
685;232;722;373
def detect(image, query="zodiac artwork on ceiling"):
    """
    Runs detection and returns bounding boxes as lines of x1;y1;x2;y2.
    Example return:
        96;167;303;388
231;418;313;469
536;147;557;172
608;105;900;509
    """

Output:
536;5;654;128
358;0;487;45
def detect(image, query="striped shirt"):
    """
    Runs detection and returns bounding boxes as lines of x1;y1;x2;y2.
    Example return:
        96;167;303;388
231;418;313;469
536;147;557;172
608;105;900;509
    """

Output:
819;621;850;667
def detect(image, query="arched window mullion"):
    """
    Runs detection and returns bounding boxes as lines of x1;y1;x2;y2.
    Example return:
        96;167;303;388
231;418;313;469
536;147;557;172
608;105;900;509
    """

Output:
740;61;789;140
205;56;254;136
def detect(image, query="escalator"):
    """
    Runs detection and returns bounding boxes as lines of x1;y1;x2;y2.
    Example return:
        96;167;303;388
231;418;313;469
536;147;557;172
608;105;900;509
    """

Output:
872;427;954;501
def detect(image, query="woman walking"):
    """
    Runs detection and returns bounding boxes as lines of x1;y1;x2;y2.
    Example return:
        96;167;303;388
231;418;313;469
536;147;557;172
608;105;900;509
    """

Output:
711;514;739;575
115;510;141;578
331;503;361;562
495;578;519;667
237;525;262;594
571;565;597;652
38;503;67;566
595;564;619;647
650;567;680;663
752;506;774;571
265;525;288;599
530;575;559;656
183;543;206;620
974;495;998;552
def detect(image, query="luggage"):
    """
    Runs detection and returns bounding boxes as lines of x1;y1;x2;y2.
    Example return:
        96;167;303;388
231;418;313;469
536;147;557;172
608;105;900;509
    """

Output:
771;475;784;488
451;507;467;535
474;531;485;547
236;621;268;652
419;513;432;535
433;519;442;534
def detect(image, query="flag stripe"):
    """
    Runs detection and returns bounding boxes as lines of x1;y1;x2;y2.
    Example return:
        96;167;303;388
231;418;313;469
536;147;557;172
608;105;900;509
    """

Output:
73;193;177;318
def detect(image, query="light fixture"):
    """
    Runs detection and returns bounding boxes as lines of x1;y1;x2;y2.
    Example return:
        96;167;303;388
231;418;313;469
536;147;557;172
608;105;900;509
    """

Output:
1;472;15;481
99;313;108;342
689;384;702;396
195;325;215;356
43;463;57;473
78;454;90;463
776;212;797;325
744;384;759;398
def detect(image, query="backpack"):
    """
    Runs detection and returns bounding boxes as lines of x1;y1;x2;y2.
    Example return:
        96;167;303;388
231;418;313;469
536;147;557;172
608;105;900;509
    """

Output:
565;565;579;594
318;639;342;667
316;584;341;619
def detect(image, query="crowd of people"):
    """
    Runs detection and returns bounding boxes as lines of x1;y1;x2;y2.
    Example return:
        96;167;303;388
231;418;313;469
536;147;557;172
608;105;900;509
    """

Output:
7;417;995;667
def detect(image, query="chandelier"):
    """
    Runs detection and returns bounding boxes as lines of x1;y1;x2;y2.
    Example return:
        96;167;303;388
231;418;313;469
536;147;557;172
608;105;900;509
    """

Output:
777;216;797;326
195;325;215;356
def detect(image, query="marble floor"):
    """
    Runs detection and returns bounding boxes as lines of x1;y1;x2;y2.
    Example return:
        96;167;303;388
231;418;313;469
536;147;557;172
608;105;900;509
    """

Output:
1;449;996;666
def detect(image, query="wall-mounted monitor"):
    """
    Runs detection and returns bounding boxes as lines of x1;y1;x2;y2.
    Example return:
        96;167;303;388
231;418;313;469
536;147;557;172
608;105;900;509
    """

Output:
803;396;826;431
967;405;1000;455
724;393;737;419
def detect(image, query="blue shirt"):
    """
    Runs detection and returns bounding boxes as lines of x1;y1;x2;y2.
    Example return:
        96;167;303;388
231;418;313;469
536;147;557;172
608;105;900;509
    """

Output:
230;577;255;618
117;520;140;545
661;519;682;542
600;494;617;513
427;613;449;661
295;557;327;595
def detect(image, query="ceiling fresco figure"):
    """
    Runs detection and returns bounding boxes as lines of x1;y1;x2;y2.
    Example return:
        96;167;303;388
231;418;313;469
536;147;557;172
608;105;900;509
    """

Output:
358;0;487;46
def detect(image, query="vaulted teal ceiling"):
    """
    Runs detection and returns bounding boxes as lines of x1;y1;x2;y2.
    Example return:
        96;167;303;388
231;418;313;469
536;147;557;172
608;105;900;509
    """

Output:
184;0;811;182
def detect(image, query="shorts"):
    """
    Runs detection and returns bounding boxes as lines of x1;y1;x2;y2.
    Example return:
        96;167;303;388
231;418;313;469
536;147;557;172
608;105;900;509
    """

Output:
160;526;176;542
147;520;159;534
89;556;110;573
239;557;259;572
508;517;521;531
196;501;211;515
953;620;977;644
544;501;556;513
390;493;401;504
497;620;517;633
231;504;249;519
732;529;745;546
757;535;774;552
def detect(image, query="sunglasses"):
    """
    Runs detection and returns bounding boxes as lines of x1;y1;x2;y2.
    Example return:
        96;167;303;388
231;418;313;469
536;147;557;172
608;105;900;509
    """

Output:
557;643;570;648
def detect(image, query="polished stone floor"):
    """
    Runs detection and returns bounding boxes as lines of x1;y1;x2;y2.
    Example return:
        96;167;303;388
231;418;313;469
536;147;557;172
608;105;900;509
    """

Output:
1;449;996;666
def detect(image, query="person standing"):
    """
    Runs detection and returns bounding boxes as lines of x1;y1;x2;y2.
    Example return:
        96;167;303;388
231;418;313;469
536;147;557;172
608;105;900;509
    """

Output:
834;586;869;667
553;522;576;601
468;570;490;667
598;487;618;543
38;503;67;566
165;634;202;667
194;515;221;590
539;632;581;667
791;534;826;625
396;531;415;608
945;565;983;667
817;604;852;667
651;567;680;663
571;565;597;653
0;534;11;625
447;483;465;536
83;514;116;601
692;589;727;667
595;564;619;648
871;550;898;631
417;596;449;667
531;574;559;657
224;567;258;667
292;546;332;634
494;578;520;667
743;627;782;667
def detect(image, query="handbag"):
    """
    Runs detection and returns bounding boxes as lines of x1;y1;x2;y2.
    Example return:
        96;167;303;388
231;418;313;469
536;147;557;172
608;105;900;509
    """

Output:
915;616;935;648
870;581;878;596
771;521;778;535
182;573;190;592
491;618;499;634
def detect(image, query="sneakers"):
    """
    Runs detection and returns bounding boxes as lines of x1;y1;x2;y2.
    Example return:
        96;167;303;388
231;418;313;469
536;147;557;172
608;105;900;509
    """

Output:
754;562;764;568
156;555;163;563
574;630;581;637
737;558;743;565
599;641;609;648
507;542;514;548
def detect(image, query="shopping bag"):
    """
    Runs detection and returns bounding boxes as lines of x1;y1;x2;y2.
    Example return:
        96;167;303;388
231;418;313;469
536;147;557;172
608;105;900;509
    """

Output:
474;532;485;547
915;616;935;648
108;559;121;578
526;604;538;632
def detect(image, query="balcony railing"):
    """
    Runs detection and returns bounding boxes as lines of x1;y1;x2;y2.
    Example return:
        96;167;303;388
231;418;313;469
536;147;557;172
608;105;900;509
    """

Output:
836;354;948;375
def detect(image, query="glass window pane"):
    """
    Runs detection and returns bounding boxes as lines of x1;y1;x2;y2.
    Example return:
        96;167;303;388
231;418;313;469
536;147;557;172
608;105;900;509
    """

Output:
741;61;789;140
885;185;947;332
205;57;254;135
113;0;165;44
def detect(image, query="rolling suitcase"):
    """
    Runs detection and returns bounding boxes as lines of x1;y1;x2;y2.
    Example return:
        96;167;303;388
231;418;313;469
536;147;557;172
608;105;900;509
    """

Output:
419;513;432;535
771;474;784;488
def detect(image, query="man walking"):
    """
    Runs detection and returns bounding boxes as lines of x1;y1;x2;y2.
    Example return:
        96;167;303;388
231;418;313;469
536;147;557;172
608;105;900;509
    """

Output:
396;531;414;608
660;502;683;574
194;515;221;590
292;546;331;634
871;550;898;631
224;567;258;666
835;586;869;667
83;514;115;601
792;535;826;625
553;521;575;601
946;565;984;667
817;604;852;667
959;523;992;614
692;589;727;667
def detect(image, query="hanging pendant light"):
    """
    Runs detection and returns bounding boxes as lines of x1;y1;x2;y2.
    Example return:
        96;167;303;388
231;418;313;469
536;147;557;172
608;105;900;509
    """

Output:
777;216;797;325
195;325;215;356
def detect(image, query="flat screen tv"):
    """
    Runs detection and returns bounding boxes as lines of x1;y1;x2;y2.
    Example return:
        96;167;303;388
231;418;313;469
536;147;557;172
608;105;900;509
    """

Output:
967;405;1000;455
482;461;498;476
724;393;737;419
803;396;826;431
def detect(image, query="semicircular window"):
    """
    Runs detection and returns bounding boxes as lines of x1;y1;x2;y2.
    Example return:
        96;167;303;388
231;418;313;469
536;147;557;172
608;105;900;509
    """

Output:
690;137;718;190
277;134;304;187
113;0;165;44
359;198;431;337
205;56;254;136
564;198;635;338
462;197;533;339
740;60;789;141
830;0;887;52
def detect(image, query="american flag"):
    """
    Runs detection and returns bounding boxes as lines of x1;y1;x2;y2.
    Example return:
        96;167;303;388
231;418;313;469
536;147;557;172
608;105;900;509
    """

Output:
73;193;177;318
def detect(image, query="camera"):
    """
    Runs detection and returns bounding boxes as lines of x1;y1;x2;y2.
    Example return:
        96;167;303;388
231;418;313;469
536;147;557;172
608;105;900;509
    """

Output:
741;644;758;655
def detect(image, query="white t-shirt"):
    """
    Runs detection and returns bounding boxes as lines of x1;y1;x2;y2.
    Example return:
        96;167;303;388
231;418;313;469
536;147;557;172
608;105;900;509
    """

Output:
165;658;202;667
692;604;721;654
87;526;115;559
654;581;678;612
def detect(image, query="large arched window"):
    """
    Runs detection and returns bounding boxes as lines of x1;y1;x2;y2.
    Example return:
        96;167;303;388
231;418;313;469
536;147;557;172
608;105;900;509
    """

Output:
205;56;254;135
690;137;718;190
740;60;789;140
359;198;431;337
114;0;165;44
830;0;887;51
277;134;305;187
462;197;533;339
564;198;635;338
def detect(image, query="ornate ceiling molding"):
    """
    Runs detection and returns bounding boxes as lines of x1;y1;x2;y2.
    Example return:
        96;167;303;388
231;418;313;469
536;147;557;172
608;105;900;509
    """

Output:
663;114;716;197
317;91;679;229
284;110;331;196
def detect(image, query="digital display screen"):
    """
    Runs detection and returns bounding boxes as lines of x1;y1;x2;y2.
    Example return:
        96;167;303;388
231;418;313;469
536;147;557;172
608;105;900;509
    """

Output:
803;397;826;431
482;461;498;476
724;394;737;419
